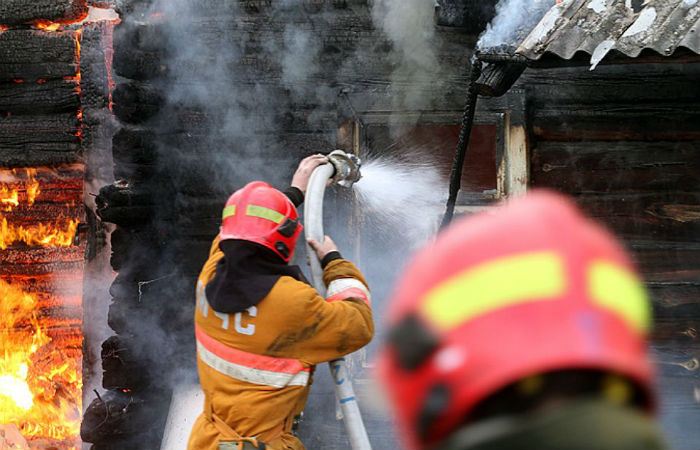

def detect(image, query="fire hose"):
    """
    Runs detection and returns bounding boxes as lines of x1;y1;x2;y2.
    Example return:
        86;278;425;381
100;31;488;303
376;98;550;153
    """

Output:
303;150;372;450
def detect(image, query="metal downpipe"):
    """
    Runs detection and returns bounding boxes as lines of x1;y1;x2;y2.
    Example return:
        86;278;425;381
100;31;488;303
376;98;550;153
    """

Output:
304;158;372;450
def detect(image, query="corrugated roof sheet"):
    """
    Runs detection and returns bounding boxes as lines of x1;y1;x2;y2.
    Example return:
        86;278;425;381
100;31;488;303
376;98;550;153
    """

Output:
514;0;700;68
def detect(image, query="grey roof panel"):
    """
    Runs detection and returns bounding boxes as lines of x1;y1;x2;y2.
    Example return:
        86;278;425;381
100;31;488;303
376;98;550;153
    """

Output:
513;0;700;67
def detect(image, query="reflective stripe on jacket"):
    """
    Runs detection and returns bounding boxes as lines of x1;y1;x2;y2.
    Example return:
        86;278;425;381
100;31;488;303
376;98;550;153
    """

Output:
187;236;374;450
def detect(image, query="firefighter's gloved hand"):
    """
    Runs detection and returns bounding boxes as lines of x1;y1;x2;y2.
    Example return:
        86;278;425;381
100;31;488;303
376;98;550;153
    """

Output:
291;154;328;194
307;235;339;262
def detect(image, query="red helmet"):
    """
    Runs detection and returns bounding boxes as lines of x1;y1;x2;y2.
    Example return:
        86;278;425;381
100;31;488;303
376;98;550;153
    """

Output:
220;181;302;262
377;190;654;449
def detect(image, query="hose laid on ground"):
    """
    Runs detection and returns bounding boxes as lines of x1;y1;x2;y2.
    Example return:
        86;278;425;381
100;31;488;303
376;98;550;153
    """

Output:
304;163;373;450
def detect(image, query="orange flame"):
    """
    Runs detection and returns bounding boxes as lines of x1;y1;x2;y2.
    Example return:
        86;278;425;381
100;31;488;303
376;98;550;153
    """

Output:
1;168;82;449
35;21;62;31
0;217;79;250
0;188;19;210
0;279;82;448
0;169;40;212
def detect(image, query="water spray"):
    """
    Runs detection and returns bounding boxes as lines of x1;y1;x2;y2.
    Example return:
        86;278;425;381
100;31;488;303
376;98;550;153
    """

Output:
304;150;372;450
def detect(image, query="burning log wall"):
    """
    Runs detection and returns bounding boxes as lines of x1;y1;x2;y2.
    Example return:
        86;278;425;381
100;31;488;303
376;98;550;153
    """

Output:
0;3;86;448
0;1;118;448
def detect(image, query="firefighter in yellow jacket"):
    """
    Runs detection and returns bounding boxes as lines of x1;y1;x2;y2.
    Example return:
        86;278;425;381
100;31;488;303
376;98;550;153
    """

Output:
188;155;374;450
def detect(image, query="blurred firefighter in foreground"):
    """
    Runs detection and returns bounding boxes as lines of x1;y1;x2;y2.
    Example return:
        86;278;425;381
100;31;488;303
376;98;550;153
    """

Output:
378;190;666;450
188;155;374;450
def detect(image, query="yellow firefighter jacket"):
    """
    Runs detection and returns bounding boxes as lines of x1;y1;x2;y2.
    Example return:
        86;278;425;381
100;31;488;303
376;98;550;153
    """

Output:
187;236;373;450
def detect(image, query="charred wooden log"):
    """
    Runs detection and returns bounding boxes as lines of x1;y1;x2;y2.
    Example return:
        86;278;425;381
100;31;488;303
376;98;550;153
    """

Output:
81;390;167;446
474;62;526;97
0;113;80;164
81;22;116;110
113;22;168;81
0;0;87;26
435;0;497;32
101;335;153;391
114;48;166;81
0;78;80;116
110;227;164;272
114;0;156;16
0;30;78;81
112;128;158;180
112;81;164;124
113;128;158;164
95;181;154;227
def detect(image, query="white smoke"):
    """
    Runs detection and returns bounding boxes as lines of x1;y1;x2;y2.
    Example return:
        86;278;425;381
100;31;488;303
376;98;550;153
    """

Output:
478;0;554;51
371;0;446;125
281;27;321;87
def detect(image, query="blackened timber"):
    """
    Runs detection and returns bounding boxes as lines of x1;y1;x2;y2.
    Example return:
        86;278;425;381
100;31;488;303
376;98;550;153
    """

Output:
0;0;87;25
632;246;700;282
532;115;700;142
651;290;700;321
114;22;168;54
109;228;164;272
114;48;166;81
531;141;700;193
95;182;154;227
522;65;700;106
0;30;78;81
112;128;157;164
112;81;164;124
81;22;116;109
0;116;80;164
81;390;166;445
571;193;700;242
0;79;80;115
101;335;152;391
113;22;167;80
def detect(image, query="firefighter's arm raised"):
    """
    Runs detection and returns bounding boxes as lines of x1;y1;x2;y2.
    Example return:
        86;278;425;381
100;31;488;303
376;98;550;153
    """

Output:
276;237;373;364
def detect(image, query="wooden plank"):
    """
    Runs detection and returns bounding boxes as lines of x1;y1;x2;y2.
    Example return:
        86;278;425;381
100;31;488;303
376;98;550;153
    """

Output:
531;141;700;193
0;78;80;115
532;113;700;142
0;29;79;81
0;113;80;164
523;64;700;106
501;118;528;198
568;193;700;242
632;246;700;283
0;0;87;25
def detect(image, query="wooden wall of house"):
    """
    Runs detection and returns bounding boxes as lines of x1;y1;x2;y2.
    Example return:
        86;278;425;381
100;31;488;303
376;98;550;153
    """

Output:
523;62;700;449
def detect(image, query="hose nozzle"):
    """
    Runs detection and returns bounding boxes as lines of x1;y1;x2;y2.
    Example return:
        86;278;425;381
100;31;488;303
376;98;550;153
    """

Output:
328;150;362;188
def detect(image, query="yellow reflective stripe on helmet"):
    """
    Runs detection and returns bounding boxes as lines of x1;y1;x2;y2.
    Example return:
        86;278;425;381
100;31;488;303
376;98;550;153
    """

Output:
246;204;285;224
222;205;236;220
589;261;650;333
421;251;566;330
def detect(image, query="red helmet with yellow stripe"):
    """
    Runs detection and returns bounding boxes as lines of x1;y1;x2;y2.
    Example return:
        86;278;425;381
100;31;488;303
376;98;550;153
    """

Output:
377;190;654;449
220;181;302;262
